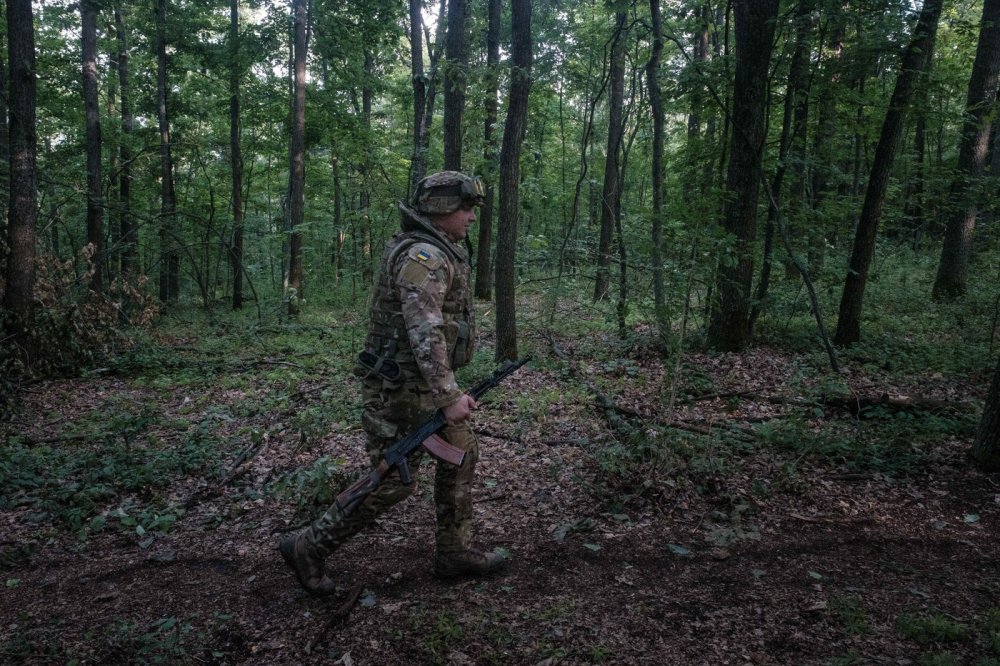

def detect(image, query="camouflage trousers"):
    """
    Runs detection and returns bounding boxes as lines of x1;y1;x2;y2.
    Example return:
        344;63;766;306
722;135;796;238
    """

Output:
304;378;479;556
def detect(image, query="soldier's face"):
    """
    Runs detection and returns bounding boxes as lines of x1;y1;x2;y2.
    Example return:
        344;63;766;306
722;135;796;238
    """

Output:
432;205;477;242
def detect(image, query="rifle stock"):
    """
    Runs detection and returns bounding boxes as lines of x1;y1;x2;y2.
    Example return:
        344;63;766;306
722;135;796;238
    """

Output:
333;357;530;517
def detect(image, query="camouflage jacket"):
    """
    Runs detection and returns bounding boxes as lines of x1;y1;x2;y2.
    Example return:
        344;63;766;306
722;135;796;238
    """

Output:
360;203;475;408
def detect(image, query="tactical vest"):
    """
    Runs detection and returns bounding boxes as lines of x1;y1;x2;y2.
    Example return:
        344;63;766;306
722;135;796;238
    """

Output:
361;205;475;384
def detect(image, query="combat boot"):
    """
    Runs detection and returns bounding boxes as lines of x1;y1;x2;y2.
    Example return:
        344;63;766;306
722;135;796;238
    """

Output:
278;532;337;596
433;547;507;578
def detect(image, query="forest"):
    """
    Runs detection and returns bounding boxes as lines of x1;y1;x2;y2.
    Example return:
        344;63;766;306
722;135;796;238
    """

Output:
2;0;1000;663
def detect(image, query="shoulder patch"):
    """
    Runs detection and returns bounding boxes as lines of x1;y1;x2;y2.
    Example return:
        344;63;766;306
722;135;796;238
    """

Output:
396;243;446;289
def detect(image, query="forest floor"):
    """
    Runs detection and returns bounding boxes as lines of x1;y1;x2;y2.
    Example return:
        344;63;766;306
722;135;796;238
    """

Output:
1;306;999;665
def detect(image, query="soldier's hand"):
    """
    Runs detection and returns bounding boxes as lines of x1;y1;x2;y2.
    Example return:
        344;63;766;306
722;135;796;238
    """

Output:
443;394;477;425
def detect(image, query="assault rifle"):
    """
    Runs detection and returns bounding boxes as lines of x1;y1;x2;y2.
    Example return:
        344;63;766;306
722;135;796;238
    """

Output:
335;356;531;517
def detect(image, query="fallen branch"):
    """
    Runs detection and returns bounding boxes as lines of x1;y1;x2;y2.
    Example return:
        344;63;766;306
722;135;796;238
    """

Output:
594;394;756;442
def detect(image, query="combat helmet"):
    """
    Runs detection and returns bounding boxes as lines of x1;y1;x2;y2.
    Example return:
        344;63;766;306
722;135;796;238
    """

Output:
412;171;485;215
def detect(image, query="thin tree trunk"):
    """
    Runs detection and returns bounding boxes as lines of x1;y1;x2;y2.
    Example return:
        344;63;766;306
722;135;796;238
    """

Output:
114;3;137;278
0;15;8;271
706;0;779;352
442;0;468;170
834;0;942;346
3;0;37;338
408;0;426;197
647;0;667;344
750;0;813;330
932;0;1000;300
594;11;626;303
475;0;500;300
230;0;244;310
82;0;102;294
287;0;307;316
495;0;531;362
156;0;179;302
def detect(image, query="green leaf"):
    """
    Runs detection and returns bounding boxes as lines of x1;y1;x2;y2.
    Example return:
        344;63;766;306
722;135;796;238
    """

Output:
963;514;980;523
6;578;20;588
808;570;823;580
584;543;601;552
667;543;693;558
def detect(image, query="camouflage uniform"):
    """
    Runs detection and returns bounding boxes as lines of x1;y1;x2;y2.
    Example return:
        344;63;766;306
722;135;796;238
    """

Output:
288;172;494;587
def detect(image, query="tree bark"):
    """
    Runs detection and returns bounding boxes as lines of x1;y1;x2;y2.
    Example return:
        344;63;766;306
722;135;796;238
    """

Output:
82;0;102;294
230;0;244;310
593;10;626;303
442;0;468;170
408;0;426;197
156;0;179;302
647;0;668;345
3;0;37;335
834;0;942;346
495;0;532;362
287;0;307;316
114;3;137;279
706;0;779;352
0;9;10;275
972;359;1000;471
750;0;813;330
474;0;500;300
932;0;1000;300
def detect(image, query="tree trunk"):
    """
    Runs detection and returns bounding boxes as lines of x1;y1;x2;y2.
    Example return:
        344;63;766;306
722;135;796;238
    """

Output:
834;0;942;346
156;0;179;302
287;0;307;316
932;0;1000;300
114;3;137;279
495;0;531;363
3;0;37;337
230;0;244;310
408;0;426;197
972;359;1000;471
412;0;448;194
750;0;813;330
474;0;500;300
593;10;626;303
706;0;779;352
647;0;667;344
0;14;10;275
82;0;102;294
442;0;468;171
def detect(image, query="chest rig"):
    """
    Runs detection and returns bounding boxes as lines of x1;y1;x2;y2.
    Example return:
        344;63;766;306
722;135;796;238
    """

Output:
359;205;475;384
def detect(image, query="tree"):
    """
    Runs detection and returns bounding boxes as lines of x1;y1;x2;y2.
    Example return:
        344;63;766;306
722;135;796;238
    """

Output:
114;1;137;279
833;0;943;346
156;0;179;302
972;359;1000;472
474;0;501;300
408;0;427;196
81;0;102;294
706;0;779;352
3;0;38;339
750;0;814;329
230;0;245;310
647;0;667;344
931;0;1000;300
593;9;626;303
287;0;307;316
442;0;468;171
495;0;532;362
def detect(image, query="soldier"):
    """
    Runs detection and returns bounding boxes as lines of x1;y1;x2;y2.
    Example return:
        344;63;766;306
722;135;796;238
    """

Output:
279;171;505;595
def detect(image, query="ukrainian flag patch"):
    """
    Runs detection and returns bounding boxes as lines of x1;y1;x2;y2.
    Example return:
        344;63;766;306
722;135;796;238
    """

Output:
416;250;431;263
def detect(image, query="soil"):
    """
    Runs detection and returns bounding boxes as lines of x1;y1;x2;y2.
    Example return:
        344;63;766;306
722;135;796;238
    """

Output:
1;341;998;665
